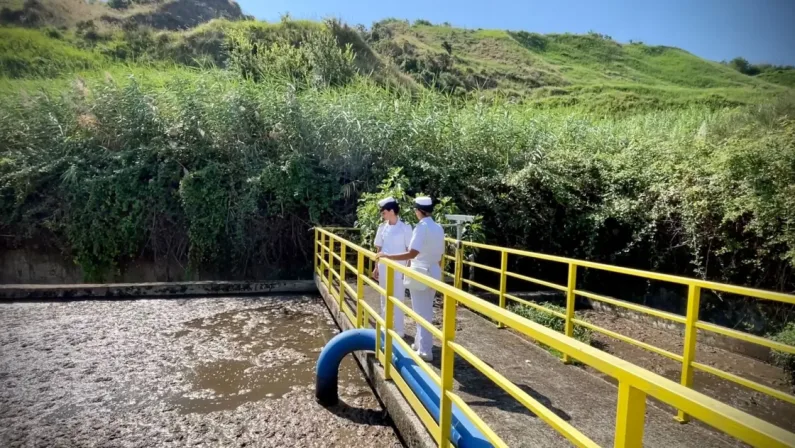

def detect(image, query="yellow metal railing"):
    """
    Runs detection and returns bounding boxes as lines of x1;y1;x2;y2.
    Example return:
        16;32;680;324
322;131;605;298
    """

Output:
446;238;795;423
314;227;795;448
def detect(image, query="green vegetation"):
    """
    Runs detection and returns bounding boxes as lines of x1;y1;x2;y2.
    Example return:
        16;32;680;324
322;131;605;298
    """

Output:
0;0;246;29
509;302;592;359
0;8;792;335
771;323;795;386
0;27;105;77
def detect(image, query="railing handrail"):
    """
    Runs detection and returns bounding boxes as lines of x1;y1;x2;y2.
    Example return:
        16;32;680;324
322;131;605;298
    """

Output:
451;238;794;304
315;227;795;447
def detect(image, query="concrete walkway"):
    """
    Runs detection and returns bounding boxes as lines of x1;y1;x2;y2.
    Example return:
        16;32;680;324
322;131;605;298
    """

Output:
341;279;744;448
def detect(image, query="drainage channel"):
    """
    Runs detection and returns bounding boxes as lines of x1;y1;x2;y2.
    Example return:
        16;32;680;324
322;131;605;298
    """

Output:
0;295;402;447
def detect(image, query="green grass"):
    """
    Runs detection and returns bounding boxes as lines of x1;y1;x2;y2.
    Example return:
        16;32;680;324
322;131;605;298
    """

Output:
368;20;789;107
759;69;795;88
508;302;592;361
0;27;105;78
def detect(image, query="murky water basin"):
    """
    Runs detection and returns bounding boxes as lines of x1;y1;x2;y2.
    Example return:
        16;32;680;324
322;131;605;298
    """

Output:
172;301;364;414
0;296;401;447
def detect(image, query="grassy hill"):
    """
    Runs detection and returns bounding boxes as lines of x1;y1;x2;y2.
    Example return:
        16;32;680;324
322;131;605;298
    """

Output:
364;20;788;109
0;8;790;110
0;0;246;29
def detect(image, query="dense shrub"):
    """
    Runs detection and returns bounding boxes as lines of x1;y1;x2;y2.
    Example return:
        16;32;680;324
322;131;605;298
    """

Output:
509;302;592;360
2;70;794;292
771;323;795;386
226;20;356;87
509;303;591;342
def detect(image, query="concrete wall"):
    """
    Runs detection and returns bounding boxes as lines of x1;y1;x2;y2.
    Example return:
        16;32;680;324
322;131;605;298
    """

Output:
0;280;317;301
0;248;190;284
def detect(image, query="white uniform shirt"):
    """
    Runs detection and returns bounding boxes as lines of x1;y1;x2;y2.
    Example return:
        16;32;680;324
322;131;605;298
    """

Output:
374;220;413;264
409;217;445;267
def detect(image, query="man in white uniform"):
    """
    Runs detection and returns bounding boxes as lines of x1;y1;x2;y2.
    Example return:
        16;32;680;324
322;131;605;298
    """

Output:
373;197;413;338
376;196;445;362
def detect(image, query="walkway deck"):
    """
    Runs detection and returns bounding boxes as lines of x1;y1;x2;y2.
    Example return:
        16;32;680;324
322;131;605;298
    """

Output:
341;279;744;447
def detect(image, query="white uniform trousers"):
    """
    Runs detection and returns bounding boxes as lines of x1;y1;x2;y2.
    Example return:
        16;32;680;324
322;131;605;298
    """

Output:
378;262;405;337
409;262;440;358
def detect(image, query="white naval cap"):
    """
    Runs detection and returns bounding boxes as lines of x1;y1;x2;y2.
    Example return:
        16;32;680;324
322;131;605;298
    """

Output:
378;196;397;207
414;196;433;207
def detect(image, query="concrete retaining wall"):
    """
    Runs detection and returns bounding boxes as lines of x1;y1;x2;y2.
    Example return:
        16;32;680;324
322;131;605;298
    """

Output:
314;274;435;448
0;280;316;301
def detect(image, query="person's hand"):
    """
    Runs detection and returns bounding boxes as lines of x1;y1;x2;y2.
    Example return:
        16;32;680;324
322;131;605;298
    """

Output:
371;265;379;281
375;252;388;262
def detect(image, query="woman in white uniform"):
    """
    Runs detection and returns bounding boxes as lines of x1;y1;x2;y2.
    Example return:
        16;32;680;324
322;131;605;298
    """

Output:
377;196;444;361
372;197;413;338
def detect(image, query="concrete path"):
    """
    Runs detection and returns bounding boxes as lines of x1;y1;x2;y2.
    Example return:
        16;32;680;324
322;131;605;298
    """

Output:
340;279;744;448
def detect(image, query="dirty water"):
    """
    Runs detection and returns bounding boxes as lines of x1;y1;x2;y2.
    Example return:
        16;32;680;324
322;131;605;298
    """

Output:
173;303;365;414
0;296;402;447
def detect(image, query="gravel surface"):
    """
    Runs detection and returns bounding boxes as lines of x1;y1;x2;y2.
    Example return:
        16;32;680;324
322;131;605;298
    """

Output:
0;296;402;447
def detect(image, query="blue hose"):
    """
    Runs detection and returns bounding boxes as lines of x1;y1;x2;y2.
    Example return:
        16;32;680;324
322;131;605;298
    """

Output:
316;328;492;448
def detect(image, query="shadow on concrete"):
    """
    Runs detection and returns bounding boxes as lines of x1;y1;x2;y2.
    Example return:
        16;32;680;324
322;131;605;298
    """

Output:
427;346;572;422
328;400;394;427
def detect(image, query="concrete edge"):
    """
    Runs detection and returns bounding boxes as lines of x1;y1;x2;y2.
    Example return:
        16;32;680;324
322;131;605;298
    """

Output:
0;280;317;300
315;274;435;448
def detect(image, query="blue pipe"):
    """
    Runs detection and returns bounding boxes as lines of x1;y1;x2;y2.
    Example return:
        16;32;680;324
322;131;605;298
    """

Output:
316;329;492;448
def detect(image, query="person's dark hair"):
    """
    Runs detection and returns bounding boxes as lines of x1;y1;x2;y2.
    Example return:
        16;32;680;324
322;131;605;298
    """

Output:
381;202;400;214
415;204;434;216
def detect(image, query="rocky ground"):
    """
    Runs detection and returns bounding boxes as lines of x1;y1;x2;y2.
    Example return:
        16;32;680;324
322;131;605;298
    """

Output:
0;296;402;447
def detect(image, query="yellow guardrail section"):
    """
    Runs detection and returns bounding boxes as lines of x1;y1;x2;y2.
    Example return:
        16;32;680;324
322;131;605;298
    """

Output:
314;227;795;448
447;238;795;422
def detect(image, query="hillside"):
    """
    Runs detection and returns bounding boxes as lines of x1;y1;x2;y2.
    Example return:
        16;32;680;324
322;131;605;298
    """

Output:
0;0;246;30
364;19;789;108
1;10;790;111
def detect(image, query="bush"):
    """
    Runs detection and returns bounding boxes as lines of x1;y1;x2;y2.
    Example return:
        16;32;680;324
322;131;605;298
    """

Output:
0;62;794;307
509;302;592;359
355;168;483;248
509;302;591;342
771;323;795;386
108;0;131;9
226;20;356;87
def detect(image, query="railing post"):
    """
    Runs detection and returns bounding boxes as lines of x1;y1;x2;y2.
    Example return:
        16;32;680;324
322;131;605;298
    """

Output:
356;251;365;328
497;250;508;329
614;381;646;448
318;231;325;278
562;263;577;364
327;237;334;292
454;242;464;290
314;228;319;275
439;292;457;446
676;284;701;423
339;242;347;308
384;264;395;380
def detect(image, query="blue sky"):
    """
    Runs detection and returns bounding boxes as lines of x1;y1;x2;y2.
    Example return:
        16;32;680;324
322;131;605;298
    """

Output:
236;0;795;65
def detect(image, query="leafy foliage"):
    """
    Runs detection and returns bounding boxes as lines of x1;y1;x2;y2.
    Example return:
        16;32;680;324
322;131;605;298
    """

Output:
509;302;592;358
354;168;484;249
226;19;356;88
771;322;795;386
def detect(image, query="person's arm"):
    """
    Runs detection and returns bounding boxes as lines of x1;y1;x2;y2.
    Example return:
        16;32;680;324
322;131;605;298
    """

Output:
403;223;414;266
378;224;422;262
373;224;385;279
379;249;419;261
